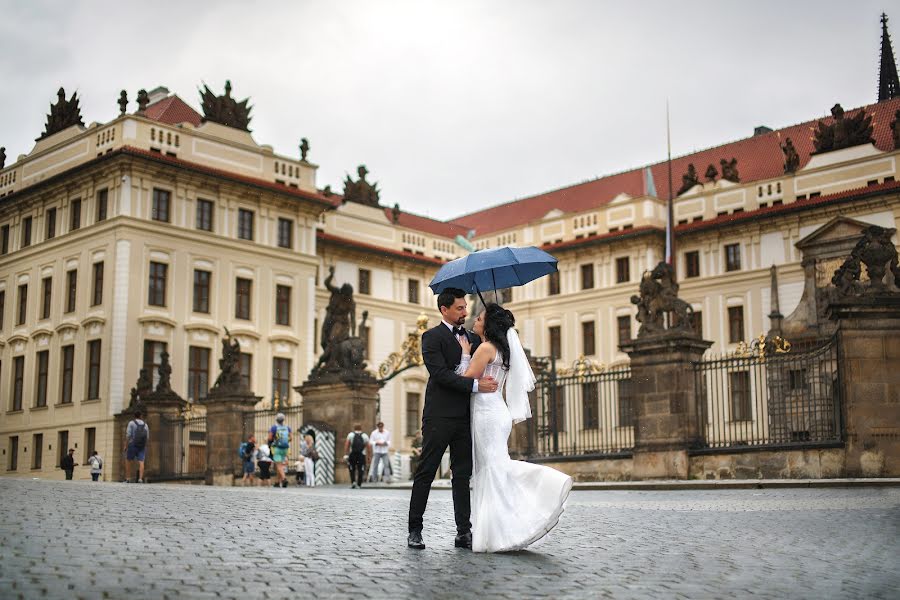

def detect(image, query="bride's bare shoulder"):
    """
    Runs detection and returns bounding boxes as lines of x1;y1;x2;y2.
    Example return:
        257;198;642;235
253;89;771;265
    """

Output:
474;341;496;358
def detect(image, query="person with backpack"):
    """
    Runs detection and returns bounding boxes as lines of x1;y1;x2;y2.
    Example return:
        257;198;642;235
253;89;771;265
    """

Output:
300;431;319;487
344;424;369;489
88;450;103;482
125;411;149;483
239;435;256;486
267;413;292;488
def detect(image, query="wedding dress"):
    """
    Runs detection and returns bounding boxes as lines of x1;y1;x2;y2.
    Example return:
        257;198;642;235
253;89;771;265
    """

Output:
460;329;573;553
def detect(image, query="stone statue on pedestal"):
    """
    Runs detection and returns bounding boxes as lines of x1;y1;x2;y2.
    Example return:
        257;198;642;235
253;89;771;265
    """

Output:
38;87;84;140
630;262;696;337
342;165;381;206
211;327;247;394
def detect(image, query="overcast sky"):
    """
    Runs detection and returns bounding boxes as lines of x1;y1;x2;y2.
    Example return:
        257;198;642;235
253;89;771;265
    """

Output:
0;1;893;220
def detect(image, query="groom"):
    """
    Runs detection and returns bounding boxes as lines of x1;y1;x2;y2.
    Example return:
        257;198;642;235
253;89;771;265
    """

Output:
407;287;498;550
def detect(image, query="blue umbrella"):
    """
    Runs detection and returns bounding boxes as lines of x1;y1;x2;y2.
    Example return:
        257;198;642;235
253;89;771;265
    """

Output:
428;246;558;301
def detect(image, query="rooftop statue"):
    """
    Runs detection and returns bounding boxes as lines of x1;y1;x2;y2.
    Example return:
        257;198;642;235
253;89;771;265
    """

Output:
0;147;5;169
720;157;740;182
677;163;700;195
704;163;718;182
199;80;252;131
812;103;874;154
891;109;900;150
781;137;800;173
38;87;85;140
342;164;381;206
136;89;149;113
300;138;310;161
118;90;128;115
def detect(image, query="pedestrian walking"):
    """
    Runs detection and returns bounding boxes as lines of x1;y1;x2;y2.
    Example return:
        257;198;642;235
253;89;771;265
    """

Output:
300;432;318;487
239;435;256;486
344;424;369;489
88;450;103;482
257;443;273;486
124;411;150;483
61;448;77;480
369;421;393;483
268;413;292;488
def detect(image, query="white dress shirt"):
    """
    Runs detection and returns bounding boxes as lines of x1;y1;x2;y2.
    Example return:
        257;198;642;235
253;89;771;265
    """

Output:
370;429;391;454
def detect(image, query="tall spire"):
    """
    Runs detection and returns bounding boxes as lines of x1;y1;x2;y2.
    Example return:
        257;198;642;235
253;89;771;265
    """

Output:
879;13;900;101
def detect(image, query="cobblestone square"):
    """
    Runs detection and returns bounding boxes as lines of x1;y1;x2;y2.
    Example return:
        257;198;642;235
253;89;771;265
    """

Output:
0;479;897;599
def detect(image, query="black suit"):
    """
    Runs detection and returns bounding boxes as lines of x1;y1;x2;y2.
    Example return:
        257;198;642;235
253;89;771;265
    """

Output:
408;323;479;535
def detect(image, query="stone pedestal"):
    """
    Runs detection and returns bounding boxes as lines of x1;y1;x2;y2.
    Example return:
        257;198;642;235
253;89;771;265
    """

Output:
114;390;187;482
199;389;262;486
828;296;900;477
296;372;383;484
620;333;712;480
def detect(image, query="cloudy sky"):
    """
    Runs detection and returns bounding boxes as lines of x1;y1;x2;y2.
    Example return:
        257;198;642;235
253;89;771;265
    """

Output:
0;1;892;220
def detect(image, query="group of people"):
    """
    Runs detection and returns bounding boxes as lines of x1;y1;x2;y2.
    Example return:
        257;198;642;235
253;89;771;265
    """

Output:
343;421;394;489
239;413;319;487
59;448;104;481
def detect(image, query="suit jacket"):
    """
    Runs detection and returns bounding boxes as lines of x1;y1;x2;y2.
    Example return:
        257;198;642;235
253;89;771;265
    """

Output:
421;323;480;419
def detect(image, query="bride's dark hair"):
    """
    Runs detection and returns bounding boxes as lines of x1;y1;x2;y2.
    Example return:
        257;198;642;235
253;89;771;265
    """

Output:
483;303;515;369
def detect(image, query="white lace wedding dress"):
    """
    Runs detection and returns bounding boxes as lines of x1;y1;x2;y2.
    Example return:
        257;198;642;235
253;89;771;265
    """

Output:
463;331;573;553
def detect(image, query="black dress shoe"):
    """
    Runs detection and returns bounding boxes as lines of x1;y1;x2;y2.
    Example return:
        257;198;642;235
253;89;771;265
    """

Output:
454;531;472;549
408;531;425;549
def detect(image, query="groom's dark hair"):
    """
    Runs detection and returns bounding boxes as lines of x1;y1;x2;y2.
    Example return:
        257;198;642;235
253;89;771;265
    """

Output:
437;288;466;310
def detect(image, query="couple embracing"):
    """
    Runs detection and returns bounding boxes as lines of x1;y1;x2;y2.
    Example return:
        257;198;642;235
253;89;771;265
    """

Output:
408;288;573;553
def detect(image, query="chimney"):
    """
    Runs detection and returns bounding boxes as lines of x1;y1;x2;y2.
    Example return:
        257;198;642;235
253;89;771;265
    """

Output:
147;86;170;105
754;125;773;136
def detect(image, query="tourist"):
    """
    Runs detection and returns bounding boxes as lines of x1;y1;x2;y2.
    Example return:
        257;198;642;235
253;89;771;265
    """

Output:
124;411;149;483
61;448;77;480
300;432;318;487
257;443;273;486
369;421;392;483
268;413;292;488
88;450;103;482
240;435;256;486
344;424;369;489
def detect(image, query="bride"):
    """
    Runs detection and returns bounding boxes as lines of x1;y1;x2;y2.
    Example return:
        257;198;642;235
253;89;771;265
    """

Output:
458;303;573;553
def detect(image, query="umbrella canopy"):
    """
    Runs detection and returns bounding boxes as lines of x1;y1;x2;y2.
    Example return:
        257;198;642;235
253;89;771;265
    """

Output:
428;246;558;296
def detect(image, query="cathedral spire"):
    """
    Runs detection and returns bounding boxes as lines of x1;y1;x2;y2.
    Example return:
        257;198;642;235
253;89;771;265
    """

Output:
879;13;900;101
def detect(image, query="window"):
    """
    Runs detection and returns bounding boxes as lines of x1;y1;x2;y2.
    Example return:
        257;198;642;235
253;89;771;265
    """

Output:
8;436;18;471
275;285;291;326
35;350;49;408
70;199;81;231
617;378;634;427
548;271;560;296
725;243;741;272
685;250;700;278
193;270;211;313
57;431;68;467
0;289;4;331
196;199;214;232
358;269;371;295
580;264;594;290
65;270;77;313
152;188;171;222
148;262;167;306
272;357;291;403
41;277;52;319
142;341;167;389
500;288;512;303
728;306;744;344
581;382;599;429
32;433;43;470
1;224;8;254
551;386;566;432
691;310;703;338
408;279;419;304
12;356;25;411
21;216;32;248
87;340;101;399
60;345;74;404
549;326;561;359
239;353;252;391
277;218;293;248
358;323;370;360
615;257;630;283
46;207;57;240
16;284;27;325
582;321;595;356
406;392;421;436
84;427;96;463
91;262;104;306
235;278;252;319
188;346;211;402
729;371;752;421
237;208;254;240
617;315;632;345
96;188;108;222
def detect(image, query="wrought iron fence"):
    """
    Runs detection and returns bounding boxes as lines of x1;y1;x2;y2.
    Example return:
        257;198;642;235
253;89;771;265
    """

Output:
157;413;207;479
528;358;634;458
693;335;843;451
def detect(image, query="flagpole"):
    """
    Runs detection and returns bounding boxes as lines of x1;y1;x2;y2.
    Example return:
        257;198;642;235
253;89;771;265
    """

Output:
666;100;675;268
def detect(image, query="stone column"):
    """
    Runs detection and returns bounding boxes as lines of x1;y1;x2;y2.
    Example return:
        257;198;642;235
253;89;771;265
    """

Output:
827;296;900;477
621;333;712;479
296;374;382;484
199;390;262;486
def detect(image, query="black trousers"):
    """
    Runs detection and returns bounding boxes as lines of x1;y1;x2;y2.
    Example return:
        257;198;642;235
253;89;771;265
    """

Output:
64;470;74;480
348;452;366;486
408;416;472;534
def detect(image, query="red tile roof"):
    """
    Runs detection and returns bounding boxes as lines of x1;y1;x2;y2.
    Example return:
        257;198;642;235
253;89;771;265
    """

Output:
542;225;663;253
317;231;445;265
142;94;203;127
450;98;900;237
381;206;470;239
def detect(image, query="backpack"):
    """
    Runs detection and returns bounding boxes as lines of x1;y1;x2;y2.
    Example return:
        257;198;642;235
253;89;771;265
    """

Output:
274;425;290;449
239;442;252;460
131;420;148;449
350;432;367;455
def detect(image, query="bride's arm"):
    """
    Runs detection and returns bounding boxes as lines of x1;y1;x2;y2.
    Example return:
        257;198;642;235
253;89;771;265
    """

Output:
462;343;495;379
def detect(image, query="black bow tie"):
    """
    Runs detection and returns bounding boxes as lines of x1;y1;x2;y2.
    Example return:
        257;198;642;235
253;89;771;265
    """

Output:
452;326;466;337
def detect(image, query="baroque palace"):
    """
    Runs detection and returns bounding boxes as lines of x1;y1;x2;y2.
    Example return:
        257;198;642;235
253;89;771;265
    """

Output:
2;34;900;480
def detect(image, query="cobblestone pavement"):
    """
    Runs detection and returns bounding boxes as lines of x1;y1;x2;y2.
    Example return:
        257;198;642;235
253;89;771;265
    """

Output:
0;479;897;599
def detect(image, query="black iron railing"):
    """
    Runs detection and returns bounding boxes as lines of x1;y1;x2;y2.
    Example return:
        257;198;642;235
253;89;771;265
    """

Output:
157;413;207;479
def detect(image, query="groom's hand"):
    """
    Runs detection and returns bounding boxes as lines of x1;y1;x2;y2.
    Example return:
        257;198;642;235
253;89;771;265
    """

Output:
478;377;498;393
